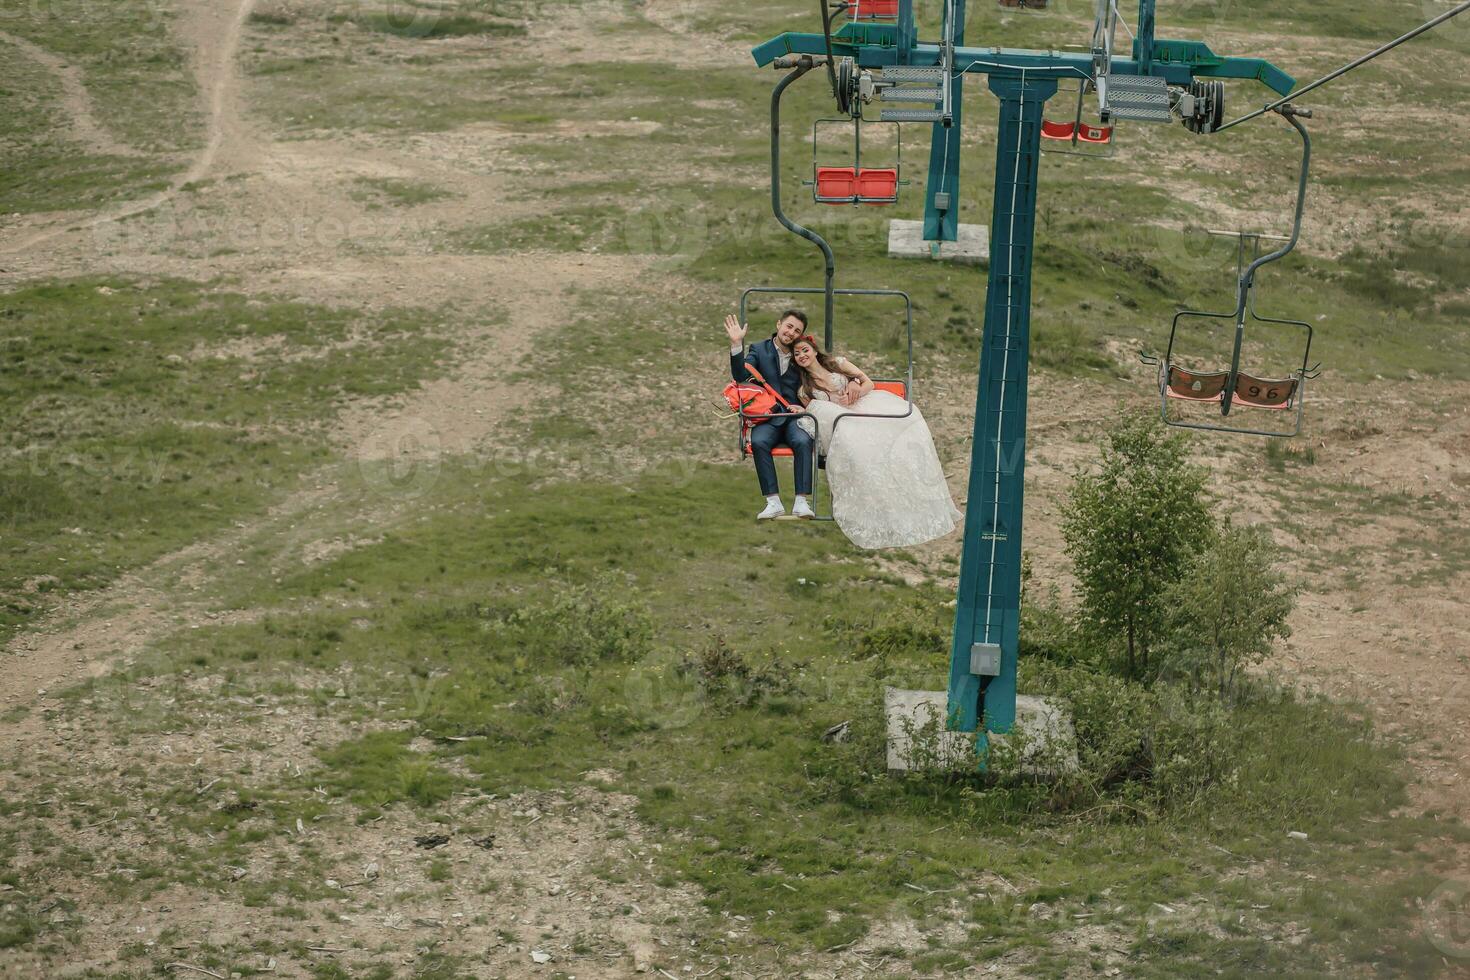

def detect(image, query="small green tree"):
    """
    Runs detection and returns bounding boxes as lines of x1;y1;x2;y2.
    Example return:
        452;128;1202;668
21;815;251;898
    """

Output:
1061;414;1215;683
1161;521;1298;701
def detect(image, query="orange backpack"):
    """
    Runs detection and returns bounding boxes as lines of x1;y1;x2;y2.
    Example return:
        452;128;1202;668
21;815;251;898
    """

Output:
722;365;794;422
723;381;776;418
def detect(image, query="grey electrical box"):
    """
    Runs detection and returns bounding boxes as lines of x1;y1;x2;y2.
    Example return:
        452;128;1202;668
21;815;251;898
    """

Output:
970;642;1001;677
933;191;951;210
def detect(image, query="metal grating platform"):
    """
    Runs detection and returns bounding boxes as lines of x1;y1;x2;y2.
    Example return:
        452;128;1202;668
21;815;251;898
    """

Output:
1100;74;1172;122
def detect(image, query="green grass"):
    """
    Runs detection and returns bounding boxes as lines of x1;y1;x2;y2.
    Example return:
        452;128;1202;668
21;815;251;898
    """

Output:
350;175;455;208
342;10;527;39
428;56;1470;385
14;459;1449;974
0;277;452;640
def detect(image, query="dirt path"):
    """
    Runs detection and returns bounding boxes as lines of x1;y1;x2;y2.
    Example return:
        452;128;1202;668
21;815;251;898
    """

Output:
0;31;146;159
0;248;649;736
0;0;657;727
0;0;258;256
0;3;699;969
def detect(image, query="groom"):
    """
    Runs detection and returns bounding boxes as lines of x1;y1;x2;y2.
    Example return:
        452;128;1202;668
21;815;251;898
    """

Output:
726;309;816;520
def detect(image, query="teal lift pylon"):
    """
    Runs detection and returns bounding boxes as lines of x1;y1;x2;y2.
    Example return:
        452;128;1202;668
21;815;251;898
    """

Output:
922;0;965;243
752;1;1295;751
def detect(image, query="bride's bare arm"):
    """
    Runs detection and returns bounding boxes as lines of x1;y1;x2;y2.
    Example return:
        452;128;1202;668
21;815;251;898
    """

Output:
838;357;875;401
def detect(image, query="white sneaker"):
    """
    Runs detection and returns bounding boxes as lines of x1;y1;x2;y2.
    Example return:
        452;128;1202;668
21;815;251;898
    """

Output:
757;499;786;520
792;497;815;520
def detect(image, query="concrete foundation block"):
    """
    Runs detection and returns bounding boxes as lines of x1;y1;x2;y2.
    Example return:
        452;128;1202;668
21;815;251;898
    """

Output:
887;219;989;265
884;687;1079;776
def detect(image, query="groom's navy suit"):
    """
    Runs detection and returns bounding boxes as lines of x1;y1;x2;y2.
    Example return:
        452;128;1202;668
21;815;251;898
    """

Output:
732;336;814;497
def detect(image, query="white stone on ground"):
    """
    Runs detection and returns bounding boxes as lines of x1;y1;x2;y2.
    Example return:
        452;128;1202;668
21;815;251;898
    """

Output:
886;219;989;265
884;687;1079;775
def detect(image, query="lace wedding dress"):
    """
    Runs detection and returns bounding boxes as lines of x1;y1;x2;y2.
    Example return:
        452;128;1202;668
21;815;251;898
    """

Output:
798;364;962;549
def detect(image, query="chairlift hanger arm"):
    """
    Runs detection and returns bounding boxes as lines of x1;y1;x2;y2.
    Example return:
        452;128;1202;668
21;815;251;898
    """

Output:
1233;107;1310;301
769;59;837;350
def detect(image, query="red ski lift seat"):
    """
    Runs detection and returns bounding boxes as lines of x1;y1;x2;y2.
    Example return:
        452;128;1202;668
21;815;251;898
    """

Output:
815;166;900;205
1041;119;1113;144
850;0;899;19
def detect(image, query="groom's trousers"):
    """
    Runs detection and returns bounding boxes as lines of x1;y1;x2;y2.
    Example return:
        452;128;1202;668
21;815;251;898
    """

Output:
750;422;814;498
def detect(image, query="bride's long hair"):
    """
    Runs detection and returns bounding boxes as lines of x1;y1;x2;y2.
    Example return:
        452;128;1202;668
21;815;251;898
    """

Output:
794;335;845;403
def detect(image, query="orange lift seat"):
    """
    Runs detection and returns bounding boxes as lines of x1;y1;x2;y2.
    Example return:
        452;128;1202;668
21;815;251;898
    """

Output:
815;167;900;205
742;379;910;458
1041;119;1113;144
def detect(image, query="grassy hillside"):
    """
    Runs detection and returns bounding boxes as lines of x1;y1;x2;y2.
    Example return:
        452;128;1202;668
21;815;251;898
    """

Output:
1;0;1467;975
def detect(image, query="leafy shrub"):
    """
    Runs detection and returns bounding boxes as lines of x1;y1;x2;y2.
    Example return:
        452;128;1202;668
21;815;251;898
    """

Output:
1027;661;1156;797
1019;592;1086;666
676;637;800;713
1160;521;1298;701
1061;414;1216;683
810;659;1392;829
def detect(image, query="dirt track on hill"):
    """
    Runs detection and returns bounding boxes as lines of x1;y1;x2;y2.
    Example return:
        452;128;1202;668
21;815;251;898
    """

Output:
0;0;700;972
0;31;147;159
0;0;654;728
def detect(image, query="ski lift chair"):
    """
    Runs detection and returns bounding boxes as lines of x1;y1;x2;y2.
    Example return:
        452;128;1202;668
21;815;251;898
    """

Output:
1042;79;1115;158
731;286;915;522
1142;105;1321;438
811;117;904;206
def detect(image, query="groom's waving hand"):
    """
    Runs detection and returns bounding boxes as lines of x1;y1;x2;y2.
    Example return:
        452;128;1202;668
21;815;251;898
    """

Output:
723;314;747;348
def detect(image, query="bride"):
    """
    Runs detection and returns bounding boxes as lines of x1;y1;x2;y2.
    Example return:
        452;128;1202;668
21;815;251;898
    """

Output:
791;335;961;549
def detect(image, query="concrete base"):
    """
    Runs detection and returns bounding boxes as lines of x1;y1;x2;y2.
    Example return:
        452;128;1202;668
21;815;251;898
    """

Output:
887;220;989;265
884;688;1079;776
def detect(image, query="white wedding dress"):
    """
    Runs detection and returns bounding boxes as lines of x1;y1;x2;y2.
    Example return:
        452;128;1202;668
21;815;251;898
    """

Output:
798;364;962;549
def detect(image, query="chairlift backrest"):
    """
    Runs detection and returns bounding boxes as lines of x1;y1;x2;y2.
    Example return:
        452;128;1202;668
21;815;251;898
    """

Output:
851;0;899;19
